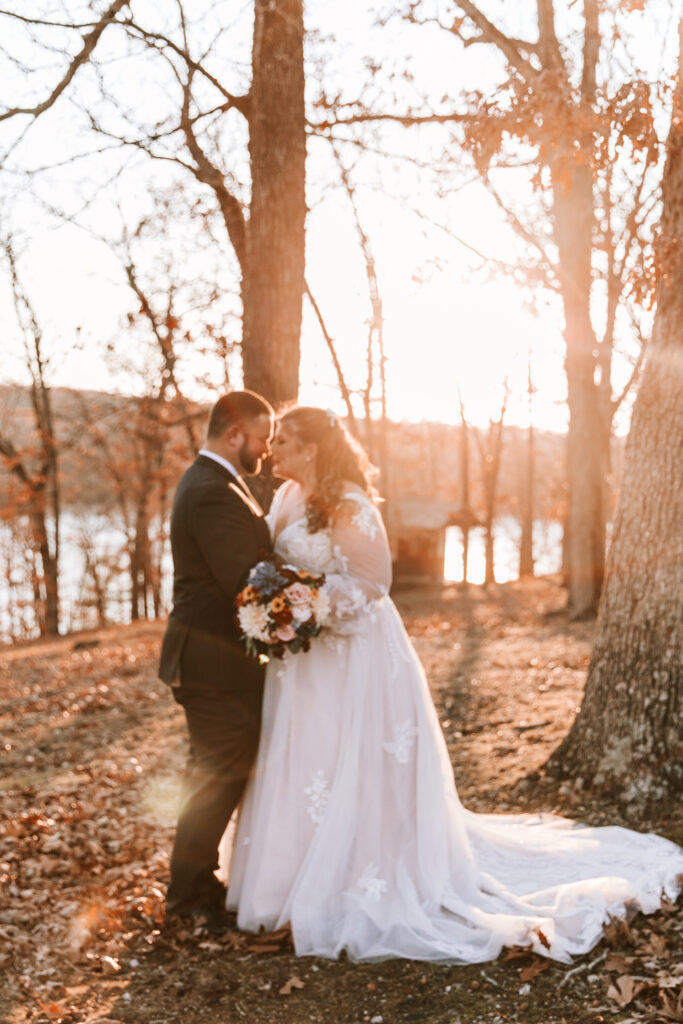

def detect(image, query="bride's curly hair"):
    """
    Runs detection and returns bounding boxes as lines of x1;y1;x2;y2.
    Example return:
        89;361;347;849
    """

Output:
278;406;380;532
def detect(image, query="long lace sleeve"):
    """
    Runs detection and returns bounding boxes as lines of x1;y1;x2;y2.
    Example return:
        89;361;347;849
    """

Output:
323;493;392;634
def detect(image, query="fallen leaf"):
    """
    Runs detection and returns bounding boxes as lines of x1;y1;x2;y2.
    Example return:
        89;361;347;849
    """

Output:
656;972;683;991
643;933;667;957
658;990;683;1021
606;974;640;1009
248;943;282;954
603;916;635;947
503;945;534;962
519;958;550;982
535;927;551;950
605;953;636;972
259;924;292;943
279;975;305;996
36;1002;67;1019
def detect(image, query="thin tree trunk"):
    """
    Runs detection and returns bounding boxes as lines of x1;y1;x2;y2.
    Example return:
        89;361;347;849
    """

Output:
477;387;508;586
458;399;472;585
242;0;306;406
549;22;683;805
519;355;535;577
519;423;535;577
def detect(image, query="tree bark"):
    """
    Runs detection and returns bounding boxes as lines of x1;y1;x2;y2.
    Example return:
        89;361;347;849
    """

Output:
242;0;306;407
551;165;606;616
549;24;683;805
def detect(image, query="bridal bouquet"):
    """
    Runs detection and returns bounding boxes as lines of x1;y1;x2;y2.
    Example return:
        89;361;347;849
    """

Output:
236;557;331;660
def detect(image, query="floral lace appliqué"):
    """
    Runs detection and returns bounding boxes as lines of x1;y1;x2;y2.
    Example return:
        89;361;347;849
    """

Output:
357;862;387;902
304;769;330;826
335;584;368;619
383;720;419;764
343;493;378;539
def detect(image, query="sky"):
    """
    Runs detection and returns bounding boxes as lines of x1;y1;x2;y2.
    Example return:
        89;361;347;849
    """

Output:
0;0;678;434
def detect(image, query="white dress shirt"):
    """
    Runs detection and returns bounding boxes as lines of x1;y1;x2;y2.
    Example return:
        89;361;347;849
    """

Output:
198;449;246;490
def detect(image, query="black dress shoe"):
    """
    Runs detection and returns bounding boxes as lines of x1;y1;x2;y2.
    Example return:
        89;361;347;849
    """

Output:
204;876;228;909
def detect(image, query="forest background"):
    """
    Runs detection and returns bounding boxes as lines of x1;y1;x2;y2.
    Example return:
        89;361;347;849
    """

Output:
1;4;682;1021
0;0;682;893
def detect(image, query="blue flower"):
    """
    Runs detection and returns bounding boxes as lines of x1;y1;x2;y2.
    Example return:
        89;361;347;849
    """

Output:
249;560;288;597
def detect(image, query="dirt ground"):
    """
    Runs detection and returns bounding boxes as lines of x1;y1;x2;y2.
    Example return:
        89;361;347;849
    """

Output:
1;577;681;1024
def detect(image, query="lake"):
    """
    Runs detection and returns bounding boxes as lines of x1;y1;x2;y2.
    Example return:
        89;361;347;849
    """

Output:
0;513;563;641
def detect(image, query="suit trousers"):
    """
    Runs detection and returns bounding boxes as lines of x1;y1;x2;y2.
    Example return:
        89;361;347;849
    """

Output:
167;685;263;913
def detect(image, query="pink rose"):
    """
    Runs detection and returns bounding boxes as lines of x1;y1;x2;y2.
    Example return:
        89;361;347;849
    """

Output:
276;623;297;642
284;582;312;606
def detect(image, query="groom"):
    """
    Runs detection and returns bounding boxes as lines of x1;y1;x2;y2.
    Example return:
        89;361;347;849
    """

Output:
159;389;274;928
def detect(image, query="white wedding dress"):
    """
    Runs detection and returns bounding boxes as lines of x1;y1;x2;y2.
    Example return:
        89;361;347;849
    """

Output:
223;481;683;963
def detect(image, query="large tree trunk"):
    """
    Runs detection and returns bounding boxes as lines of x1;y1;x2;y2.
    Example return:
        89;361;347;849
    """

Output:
551;166;607;617
549;29;683;806
242;0;306;407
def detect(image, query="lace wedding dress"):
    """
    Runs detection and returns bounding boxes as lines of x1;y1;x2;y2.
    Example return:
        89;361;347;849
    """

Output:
223;481;683;963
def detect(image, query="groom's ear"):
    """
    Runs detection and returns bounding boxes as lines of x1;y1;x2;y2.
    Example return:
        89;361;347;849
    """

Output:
224;423;244;444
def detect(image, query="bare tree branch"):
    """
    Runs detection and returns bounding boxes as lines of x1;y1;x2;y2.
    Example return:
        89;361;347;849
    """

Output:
479;170;561;289
611;312;648;414
179;73;247;271
0;10;100;29
123;20;250;117
310;110;470;130
0;0;130;124
453;0;538;78
304;279;359;436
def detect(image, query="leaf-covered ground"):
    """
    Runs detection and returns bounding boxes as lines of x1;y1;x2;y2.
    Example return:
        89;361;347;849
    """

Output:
1;578;681;1024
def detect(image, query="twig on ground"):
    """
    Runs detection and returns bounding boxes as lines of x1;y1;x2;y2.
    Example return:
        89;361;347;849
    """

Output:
558;951;607;989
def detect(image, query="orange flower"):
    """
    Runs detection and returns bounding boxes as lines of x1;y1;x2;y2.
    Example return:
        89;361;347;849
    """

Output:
269;595;287;614
272;606;294;626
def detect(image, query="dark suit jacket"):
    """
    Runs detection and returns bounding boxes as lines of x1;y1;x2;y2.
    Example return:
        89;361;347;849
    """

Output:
159;455;272;692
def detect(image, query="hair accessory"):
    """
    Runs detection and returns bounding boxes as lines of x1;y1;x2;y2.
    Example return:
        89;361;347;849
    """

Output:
325;408;337;428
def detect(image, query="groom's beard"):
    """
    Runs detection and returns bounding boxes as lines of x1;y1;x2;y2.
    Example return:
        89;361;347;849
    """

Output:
238;442;260;476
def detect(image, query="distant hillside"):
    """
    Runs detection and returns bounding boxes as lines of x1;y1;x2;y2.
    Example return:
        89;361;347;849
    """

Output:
0;383;623;521
0;384;201;511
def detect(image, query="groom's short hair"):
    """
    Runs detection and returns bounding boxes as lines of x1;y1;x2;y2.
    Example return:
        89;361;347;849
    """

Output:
207;390;274;438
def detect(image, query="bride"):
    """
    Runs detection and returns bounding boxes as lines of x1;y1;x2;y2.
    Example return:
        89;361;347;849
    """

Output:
223;406;683;963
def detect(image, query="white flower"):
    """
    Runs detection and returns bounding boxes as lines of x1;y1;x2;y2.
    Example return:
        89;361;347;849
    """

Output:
311;586;331;624
237;603;271;641
304;769;330;826
357;862;387;902
384;720;419;764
